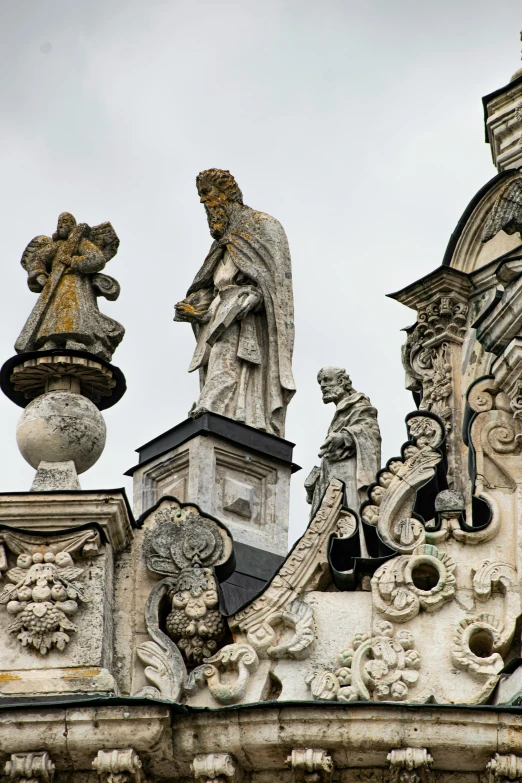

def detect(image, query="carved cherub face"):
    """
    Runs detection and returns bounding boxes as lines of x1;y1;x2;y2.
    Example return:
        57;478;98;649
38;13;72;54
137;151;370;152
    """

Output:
317;367;352;404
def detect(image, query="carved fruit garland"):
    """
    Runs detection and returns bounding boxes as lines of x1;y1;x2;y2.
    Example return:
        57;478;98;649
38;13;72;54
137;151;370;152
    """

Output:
0;551;87;654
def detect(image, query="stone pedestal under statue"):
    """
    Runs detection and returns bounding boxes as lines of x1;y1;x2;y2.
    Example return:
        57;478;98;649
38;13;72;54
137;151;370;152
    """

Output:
126;412;298;558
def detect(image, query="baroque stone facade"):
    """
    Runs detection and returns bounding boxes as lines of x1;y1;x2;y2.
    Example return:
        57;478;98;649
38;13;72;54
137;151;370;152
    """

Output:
5;61;522;783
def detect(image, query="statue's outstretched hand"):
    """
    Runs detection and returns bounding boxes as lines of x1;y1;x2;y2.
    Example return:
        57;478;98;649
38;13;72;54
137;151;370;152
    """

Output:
236;289;263;321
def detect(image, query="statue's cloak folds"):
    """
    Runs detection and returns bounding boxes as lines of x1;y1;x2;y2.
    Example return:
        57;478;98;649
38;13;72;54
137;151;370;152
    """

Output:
187;207;296;431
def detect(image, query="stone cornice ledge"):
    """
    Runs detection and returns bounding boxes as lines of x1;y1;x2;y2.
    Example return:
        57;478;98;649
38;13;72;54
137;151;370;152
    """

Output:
0;491;134;552
2;702;522;777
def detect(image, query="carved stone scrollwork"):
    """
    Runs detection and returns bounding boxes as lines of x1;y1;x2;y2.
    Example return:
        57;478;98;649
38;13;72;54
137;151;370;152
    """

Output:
451;558;521;703
361;414;444;553
246;599;315;659
92;749;145;783
4;753;55;783
306;621;421;703
286;749;333;783
487;754;522;783
387;748;433;783
0;528;100;656
191;753;241;783
136;498;234;697
185;643;259;704
371;544;456;622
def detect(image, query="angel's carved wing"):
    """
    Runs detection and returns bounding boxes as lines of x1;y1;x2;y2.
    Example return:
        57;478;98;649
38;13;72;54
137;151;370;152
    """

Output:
6;567;29;585
20;235;54;292
482;178;522;243
89;222;120;262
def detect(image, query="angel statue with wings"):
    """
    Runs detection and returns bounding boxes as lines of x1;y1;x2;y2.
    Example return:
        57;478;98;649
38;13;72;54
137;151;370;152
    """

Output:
15;212;124;361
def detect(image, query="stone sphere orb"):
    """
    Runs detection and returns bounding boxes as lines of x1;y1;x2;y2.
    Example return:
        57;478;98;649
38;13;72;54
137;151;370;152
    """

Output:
16;391;106;474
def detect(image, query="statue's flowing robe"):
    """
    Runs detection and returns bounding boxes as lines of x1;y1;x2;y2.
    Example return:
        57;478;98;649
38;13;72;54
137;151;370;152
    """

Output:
15;236;123;359
186;207;295;438
306;392;381;518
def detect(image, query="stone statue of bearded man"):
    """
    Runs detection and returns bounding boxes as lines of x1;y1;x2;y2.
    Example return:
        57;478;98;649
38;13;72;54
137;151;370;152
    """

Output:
305;367;381;518
175;169;296;438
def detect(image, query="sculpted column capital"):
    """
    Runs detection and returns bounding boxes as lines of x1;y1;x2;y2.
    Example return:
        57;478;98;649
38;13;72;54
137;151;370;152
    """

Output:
4;752;55;783
487;754;522;783
387;748;433;783
286;748;333;782
92;749;145;783
191;753;242;782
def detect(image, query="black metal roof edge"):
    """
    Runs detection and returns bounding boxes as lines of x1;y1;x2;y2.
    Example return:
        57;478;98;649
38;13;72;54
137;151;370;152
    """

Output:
0;692;520;715
135;413;296;454
0;349;126;411
0;488;137;529
482;72;522;143
441;171;513;267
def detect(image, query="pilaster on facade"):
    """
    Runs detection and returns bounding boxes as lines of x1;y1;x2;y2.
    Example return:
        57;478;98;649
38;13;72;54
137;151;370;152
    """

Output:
387;748;433;783
286;749;333;783
92;749;145;783
4;753;55;783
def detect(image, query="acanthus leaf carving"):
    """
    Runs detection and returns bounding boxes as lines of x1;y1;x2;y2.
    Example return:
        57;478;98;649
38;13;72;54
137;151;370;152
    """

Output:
246;599;315;659
186;643;259;705
306;621;421;703
371;544;456;622
361;413;444;554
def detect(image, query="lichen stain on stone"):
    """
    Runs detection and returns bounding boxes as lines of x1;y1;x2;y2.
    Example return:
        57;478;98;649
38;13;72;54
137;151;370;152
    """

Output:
61;667;100;679
0;672;22;682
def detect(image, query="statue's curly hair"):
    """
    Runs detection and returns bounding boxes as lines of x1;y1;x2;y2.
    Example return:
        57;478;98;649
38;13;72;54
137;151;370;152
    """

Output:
196;169;243;204
318;367;353;392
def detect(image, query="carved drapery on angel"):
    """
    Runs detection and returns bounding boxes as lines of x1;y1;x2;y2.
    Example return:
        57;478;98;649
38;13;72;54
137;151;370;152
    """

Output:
482;178;522;243
175;169;295;438
15;212;124;361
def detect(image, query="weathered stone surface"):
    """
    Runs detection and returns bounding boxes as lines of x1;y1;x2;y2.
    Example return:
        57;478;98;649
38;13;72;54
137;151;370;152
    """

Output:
17;391;106;474
131;431;291;555
15;212;124;361
305;367;381;519
175;169;295;438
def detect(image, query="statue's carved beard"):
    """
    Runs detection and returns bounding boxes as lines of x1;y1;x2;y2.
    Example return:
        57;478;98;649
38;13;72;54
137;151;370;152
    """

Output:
205;204;229;240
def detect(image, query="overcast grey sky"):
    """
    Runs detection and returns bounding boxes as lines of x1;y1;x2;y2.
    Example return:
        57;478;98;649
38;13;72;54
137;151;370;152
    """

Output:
1;0;521;543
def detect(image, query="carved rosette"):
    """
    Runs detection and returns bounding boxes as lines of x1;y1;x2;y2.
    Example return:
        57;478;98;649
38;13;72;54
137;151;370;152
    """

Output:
371;544;456;622
306;621;421;703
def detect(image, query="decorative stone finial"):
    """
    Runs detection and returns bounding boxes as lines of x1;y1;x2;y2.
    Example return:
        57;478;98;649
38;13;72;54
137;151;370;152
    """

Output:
174;169;295;438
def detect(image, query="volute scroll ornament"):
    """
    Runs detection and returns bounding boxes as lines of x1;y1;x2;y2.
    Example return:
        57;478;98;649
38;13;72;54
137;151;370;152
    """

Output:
92;750;145;783
360;412;445;554
246;599;315;659
371;544;456;622
487;754;522;783
185;642;259;704
191;753;242;783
